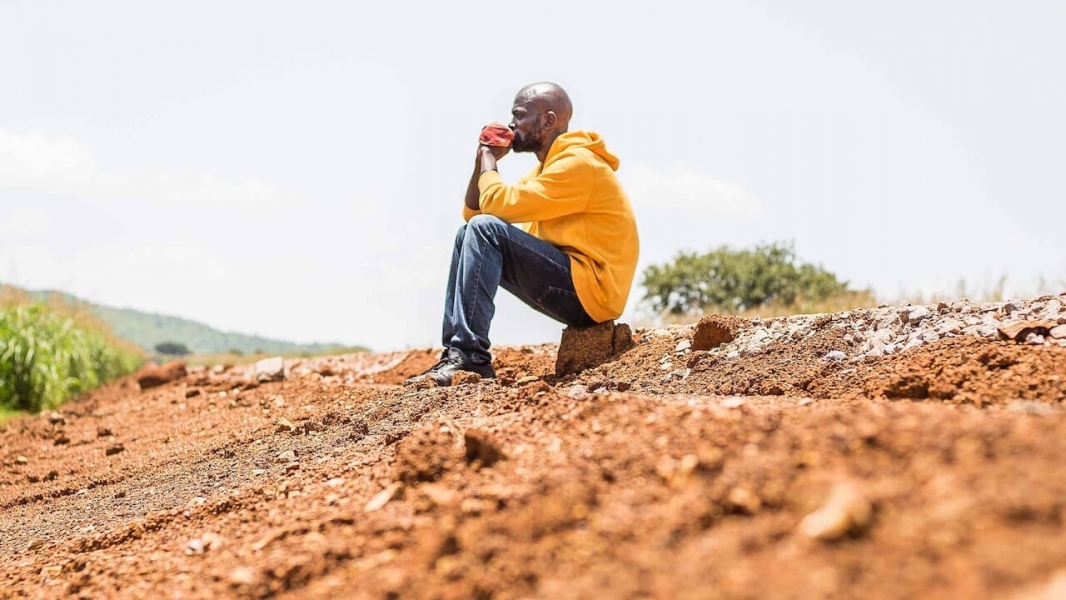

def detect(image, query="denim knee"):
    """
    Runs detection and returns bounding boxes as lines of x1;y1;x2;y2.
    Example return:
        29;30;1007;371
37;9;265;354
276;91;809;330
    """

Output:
467;214;508;236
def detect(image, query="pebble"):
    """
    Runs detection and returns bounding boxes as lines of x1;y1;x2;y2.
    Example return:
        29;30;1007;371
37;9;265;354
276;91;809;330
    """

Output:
229;566;258;586
365;482;402;512
799;481;872;541
675;339;691;353
823;351;846;362
186;538;205;555
275;450;297;463
905;306;932;325
16;456;28;465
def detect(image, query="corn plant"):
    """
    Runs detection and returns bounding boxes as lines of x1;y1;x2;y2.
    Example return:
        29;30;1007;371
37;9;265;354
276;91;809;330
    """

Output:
0;304;141;413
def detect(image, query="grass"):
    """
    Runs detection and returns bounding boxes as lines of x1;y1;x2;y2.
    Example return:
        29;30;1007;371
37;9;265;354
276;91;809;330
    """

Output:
0;405;24;425
0;287;144;413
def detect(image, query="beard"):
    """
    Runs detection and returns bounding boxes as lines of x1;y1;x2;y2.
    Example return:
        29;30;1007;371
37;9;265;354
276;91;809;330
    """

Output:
510;129;542;153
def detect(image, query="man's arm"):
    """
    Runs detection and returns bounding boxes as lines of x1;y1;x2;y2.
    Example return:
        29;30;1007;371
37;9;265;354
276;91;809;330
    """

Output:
465;145;509;211
477;153;593;223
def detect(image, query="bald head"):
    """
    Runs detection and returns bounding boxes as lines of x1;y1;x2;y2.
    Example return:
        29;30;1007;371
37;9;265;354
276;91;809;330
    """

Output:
509;82;573;158
515;82;573;128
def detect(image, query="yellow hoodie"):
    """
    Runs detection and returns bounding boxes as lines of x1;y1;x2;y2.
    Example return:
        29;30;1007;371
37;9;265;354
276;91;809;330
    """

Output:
465;131;639;323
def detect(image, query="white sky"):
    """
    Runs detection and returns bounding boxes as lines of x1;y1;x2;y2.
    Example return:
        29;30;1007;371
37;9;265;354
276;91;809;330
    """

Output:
2;1;1064;351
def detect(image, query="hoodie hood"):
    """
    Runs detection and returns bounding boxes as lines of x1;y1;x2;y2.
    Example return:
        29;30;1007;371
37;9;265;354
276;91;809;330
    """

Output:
545;130;620;171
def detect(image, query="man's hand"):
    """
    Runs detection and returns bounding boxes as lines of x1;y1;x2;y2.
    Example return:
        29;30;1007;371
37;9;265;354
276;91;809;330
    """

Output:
480;144;510;161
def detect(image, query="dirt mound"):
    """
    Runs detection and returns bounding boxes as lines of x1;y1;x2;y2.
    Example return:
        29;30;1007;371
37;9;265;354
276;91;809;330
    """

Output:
2;295;1065;599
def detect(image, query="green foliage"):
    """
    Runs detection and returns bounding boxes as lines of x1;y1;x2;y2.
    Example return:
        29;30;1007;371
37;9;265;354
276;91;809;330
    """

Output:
0;304;142;413
154;341;191;356
641;241;852;316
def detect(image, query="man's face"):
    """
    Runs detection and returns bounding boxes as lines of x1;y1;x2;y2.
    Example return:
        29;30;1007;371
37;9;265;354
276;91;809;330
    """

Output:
509;100;543;153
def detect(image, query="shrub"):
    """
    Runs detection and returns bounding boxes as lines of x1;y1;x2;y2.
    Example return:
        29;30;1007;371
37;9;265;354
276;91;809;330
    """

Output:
641;241;856;316
0;303;142;413
154;341;191;356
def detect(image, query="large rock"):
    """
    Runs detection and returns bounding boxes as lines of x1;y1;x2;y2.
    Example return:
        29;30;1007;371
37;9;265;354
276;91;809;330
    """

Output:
136;361;187;389
691;315;748;351
255;356;286;383
555;321;635;376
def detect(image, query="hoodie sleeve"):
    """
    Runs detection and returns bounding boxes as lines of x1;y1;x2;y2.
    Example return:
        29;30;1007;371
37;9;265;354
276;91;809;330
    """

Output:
477;154;593;223
462;166;541;222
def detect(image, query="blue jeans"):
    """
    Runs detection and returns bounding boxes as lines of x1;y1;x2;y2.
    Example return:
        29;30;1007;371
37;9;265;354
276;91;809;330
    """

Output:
443;214;597;363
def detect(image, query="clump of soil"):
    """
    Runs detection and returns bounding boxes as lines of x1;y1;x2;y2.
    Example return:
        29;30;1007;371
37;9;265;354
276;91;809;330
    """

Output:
555;321;636;375
692;314;750;350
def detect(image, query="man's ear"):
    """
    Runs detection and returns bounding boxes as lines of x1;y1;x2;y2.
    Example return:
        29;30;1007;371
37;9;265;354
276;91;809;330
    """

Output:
544;111;557;129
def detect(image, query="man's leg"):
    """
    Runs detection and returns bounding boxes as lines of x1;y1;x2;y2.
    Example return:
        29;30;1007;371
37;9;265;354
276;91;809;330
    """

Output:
446;214;595;362
440;223;468;349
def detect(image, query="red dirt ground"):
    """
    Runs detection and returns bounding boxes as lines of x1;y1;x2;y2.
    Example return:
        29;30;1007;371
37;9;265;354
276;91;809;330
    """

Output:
2;312;1066;599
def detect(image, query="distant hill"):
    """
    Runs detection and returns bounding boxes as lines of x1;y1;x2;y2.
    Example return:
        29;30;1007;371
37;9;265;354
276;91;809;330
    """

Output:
15;287;367;356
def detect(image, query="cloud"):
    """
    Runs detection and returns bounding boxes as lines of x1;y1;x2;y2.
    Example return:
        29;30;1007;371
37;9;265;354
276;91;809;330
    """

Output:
620;164;764;214
0;130;292;209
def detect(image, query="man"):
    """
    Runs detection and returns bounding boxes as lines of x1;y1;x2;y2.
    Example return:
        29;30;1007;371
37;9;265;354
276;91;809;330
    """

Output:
408;82;639;386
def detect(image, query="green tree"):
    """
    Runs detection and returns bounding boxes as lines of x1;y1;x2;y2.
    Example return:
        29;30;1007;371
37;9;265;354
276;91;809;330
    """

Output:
641;241;851;316
154;341;190;356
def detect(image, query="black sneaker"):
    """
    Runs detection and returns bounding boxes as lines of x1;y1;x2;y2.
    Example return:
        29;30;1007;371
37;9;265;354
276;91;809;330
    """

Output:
405;347;496;387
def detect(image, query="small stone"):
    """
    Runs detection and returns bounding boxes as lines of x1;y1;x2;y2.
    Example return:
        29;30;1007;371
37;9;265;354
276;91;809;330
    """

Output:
937;319;965;335
105;443;125;456
275;450;297;463
54;433;70;446
185;388;201;398
721;397;746;409
1026;333;1046;345
96;427;113;438
365;482;402;512
254;357;286;383
275;418;296;434
727;487;762;514
47;412;66;425
799;481;872;541
515;376;539;386
566;385;589;400
906;306;932;325
675;339;692;353
1050;325;1066;340
201;532;223;551
798;398;813;406
921;331;941;343
186;538;205;555
451;371;482;386
823;350;846;362
229;566;258;586
327;478;345;488
16;455;28;465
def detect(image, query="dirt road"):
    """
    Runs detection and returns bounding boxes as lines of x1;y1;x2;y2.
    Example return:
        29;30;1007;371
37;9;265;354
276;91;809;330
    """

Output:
3;296;1066;599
